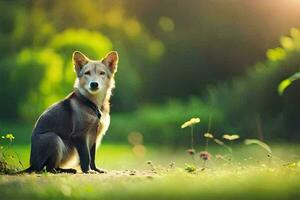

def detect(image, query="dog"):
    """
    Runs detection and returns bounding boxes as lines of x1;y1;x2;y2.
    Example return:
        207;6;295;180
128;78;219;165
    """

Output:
23;51;118;174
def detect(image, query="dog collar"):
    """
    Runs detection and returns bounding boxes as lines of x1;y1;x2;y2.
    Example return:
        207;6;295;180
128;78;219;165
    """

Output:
74;90;102;119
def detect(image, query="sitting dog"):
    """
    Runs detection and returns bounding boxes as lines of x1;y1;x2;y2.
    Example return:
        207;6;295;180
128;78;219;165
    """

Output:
24;51;118;173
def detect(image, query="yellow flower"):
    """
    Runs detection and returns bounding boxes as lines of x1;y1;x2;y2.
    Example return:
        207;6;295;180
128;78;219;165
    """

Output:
222;134;240;141
5;133;15;142
190;118;200;124
204;133;214;139
181;121;190;129
181;117;200;128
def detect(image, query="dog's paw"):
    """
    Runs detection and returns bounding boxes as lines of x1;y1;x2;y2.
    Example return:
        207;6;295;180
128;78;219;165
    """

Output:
85;170;98;174
93;168;107;174
64;168;77;174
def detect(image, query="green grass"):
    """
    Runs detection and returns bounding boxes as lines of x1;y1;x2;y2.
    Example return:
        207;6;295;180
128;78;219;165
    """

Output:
1;143;300;199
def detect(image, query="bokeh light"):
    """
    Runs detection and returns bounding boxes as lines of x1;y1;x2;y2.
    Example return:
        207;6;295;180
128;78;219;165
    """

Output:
158;16;175;32
128;131;143;145
132;144;147;158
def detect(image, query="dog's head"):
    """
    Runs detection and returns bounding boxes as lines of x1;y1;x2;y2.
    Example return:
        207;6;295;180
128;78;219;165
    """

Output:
73;51;118;95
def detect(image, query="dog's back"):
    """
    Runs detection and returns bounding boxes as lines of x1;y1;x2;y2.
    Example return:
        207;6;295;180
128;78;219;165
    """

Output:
30;93;75;172
32;95;73;138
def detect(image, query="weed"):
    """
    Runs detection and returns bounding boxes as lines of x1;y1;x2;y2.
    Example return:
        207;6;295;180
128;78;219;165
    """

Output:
244;139;272;164
0;133;23;174
184;163;197;173
181;117;200;163
222;134;240;161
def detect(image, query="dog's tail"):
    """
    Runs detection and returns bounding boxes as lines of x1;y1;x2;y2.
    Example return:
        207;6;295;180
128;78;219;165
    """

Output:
12;166;35;175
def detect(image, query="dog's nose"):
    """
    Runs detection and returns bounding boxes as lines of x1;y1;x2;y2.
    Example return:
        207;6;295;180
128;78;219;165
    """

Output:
90;82;99;90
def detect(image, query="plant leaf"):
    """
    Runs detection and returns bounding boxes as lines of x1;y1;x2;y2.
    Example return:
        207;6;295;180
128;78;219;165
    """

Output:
278;71;300;95
244;139;272;155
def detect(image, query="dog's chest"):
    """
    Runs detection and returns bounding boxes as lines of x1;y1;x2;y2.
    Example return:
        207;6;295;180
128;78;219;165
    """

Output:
98;112;110;135
81;111;110;147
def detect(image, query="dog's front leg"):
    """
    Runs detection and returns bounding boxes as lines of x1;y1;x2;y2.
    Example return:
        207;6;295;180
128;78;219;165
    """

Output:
90;144;107;173
72;135;91;173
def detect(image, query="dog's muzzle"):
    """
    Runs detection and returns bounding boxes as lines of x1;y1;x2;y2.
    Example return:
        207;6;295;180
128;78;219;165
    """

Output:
90;82;99;91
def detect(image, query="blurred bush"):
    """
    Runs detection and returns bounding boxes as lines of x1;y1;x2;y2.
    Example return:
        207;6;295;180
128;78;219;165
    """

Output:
0;49;61;120
15;49;64;120
48;29;113;96
107;28;300;144
0;29;112;121
206;28;300;140
107;97;223;145
1;1;300;144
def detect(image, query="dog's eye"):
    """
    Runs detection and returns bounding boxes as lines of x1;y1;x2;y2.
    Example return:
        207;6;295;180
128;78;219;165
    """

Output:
84;71;91;75
100;71;106;75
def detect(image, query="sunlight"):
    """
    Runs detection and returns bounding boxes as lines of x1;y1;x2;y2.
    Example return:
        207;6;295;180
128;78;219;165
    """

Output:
1;1;300;199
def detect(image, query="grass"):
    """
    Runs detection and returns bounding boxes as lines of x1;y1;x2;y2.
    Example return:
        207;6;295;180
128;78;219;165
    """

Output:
0;143;300;199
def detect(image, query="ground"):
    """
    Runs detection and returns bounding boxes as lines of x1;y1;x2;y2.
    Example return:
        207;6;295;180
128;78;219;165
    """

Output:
1;144;300;200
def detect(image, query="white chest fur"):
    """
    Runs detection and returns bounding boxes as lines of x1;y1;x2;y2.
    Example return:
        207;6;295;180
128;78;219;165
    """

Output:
96;112;110;148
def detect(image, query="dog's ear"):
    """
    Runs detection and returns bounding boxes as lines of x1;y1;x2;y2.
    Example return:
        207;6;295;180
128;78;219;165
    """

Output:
102;51;118;73
73;51;89;75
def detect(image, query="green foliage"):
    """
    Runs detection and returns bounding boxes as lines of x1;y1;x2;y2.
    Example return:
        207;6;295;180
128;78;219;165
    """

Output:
107;28;300;143
278;71;300;95
205;28;300;140
277;28;300;95
1;1;300;143
15;49;64;120
107;98;222;144
0;29;113;121
0;133;22;174
0;49;60;120
49;29;112;60
48;29;113;97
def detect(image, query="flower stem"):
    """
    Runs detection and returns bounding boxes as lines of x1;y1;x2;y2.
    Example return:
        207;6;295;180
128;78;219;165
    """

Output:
202;160;207;169
191;125;194;149
207;114;212;133
205;114;212;151
190;125;196;164
205;138;209;151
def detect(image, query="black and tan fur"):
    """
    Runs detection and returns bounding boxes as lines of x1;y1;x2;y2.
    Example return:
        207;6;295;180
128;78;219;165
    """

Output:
24;51;118;174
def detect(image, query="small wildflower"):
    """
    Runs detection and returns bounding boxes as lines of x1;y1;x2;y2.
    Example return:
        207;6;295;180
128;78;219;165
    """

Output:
199;151;211;161
204;133;214;139
223;134;240;141
1;136;4;139
181;117;200;129
190;117;200;124
187;149;196;155
5;133;15;142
